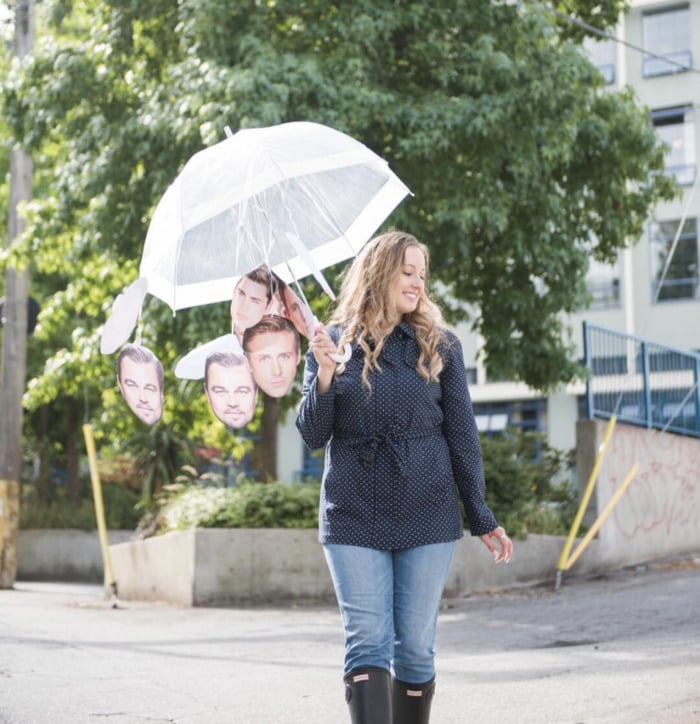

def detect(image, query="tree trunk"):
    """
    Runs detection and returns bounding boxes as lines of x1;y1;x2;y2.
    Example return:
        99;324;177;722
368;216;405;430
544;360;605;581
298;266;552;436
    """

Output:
35;404;53;505
65;397;82;502
250;394;280;481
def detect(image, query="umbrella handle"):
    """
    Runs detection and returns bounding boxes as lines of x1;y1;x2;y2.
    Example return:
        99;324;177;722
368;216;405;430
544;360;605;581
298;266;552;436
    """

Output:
310;315;351;363
328;343;352;364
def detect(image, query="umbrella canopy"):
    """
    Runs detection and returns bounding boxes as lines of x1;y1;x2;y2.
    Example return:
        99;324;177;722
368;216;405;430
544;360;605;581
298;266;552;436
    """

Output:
139;121;411;311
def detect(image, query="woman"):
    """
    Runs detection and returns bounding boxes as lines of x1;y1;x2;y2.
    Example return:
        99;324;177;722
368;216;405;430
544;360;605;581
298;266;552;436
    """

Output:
296;230;512;724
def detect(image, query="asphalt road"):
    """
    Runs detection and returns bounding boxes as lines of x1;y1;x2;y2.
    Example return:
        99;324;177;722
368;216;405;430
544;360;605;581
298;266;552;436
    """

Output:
1;553;699;724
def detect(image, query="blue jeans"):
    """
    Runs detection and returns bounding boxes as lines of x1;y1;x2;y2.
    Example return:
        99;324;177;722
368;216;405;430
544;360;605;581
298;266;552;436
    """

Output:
323;542;456;684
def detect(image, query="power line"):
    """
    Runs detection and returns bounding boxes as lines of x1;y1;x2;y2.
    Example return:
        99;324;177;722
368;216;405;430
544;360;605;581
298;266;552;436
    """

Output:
533;0;700;76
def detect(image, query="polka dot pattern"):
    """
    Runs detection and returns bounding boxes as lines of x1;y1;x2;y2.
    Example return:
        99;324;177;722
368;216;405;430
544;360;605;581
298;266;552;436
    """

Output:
296;322;498;550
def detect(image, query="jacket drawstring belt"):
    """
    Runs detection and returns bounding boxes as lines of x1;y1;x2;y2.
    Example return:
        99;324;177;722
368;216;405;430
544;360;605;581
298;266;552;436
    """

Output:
337;426;443;477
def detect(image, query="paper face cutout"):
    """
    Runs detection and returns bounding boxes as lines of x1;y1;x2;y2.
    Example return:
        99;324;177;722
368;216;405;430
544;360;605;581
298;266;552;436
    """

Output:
117;344;164;425
204;351;258;429
242;315;301;398
230;271;272;344
275;278;317;339
101;278;148;354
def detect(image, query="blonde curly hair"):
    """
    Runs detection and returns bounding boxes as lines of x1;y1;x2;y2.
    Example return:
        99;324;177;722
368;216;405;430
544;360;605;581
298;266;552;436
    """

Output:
329;230;448;390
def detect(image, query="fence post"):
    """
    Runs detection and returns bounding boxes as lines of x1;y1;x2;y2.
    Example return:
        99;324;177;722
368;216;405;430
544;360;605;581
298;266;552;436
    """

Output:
583;320;593;419
695;357;700;435
641;340;652;429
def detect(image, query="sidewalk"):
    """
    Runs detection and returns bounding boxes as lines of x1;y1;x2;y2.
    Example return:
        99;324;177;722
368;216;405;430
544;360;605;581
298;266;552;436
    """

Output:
1;554;699;723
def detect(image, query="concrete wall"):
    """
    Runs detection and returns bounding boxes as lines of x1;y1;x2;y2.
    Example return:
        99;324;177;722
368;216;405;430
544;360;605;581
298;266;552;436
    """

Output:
18;526;603;604
108;528;604;606
193;528;332;605
446;534;601;597
17;529;133;582
576;419;700;569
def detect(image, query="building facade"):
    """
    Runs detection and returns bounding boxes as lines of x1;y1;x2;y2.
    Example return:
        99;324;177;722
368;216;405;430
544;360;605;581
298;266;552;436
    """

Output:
464;0;700;457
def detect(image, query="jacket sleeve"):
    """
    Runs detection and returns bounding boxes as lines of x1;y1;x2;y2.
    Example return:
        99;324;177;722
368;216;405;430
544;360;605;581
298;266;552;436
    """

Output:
295;346;337;451
440;331;498;536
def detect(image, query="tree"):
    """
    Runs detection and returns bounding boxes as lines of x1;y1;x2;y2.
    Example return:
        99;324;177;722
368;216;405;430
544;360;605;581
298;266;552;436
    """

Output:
1;0;676;483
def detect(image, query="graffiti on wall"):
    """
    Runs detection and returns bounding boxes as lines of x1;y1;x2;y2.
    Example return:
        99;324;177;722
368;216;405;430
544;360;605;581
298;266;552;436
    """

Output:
601;424;700;540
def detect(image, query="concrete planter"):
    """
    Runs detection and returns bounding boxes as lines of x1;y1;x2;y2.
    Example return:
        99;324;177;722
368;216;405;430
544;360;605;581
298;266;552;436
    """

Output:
110;528;332;606
109;528;605;607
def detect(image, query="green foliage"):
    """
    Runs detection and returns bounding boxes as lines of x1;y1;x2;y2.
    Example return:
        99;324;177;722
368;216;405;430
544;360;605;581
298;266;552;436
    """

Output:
152;480;320;534
547;0;627;43
480;429;578;538
124;420;196;499
20;481;141;530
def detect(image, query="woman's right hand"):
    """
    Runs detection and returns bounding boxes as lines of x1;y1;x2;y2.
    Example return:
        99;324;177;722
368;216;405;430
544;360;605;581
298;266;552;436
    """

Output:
309;324;339;393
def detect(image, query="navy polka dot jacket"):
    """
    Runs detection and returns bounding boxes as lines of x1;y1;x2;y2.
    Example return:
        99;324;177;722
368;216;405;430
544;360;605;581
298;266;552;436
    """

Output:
296;322;498;550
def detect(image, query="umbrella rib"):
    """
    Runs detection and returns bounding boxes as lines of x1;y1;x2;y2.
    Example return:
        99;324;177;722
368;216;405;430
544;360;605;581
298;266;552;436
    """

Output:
284;261;313;311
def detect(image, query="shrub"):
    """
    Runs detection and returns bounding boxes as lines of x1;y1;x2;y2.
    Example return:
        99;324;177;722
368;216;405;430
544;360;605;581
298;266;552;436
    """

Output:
144;480;320;535
479;429;577;538
20;483;142;530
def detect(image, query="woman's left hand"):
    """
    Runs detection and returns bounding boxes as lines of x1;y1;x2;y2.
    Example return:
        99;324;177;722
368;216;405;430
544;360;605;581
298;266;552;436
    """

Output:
480;526;513;564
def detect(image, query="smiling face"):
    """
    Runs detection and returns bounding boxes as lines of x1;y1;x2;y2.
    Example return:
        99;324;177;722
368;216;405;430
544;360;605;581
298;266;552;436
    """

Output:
205;360;257;429
392;244;426;319
244;329;301;398
231;276;269;337
118;357;163;425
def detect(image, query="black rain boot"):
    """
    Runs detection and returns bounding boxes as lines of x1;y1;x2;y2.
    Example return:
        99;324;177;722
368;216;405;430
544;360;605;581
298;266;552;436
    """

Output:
344;666;392;723
391;676;436;724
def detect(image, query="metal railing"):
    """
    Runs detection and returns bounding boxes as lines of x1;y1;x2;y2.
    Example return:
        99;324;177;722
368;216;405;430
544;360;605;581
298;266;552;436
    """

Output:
583;321;700;438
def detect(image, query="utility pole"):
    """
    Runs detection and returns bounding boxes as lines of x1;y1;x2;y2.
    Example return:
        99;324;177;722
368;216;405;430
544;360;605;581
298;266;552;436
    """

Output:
0;0;34;589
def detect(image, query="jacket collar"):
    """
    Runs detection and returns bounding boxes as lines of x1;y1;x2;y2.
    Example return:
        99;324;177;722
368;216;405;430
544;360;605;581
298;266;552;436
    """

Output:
397;320;416;339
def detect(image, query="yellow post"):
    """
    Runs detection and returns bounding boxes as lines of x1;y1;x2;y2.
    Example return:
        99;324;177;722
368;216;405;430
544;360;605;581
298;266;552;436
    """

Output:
564;463;640;570
82;423;118;601
557;415;617;574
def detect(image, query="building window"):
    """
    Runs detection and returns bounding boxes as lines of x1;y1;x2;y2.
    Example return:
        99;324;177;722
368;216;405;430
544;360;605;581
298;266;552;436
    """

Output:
585;258;621;309
474;409;510;434
584;36;616;84
649;218;699;302
642;5;692;77
473;400;546;437
652;106;696;185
